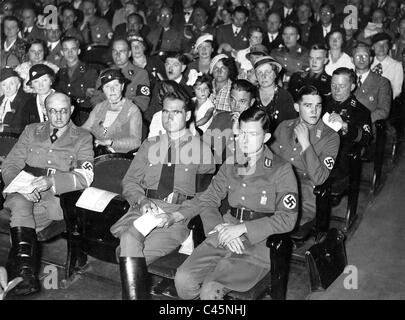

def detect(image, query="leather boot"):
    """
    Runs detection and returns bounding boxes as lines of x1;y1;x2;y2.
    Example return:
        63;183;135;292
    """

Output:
119;257;148;300
7;227;40;296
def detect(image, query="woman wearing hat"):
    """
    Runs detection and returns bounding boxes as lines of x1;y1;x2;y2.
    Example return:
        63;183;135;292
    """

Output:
19;63;56;129
210;54;238;112
187;34;215;77
82;68;142;155
253;56;297;134
14;39;59;93
128;32;165;90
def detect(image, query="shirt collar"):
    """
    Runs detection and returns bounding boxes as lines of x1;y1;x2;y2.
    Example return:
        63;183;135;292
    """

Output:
357;70;370;83
4;92;18;103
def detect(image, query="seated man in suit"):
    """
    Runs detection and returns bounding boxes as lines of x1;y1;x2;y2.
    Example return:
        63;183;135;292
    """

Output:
2;92;94;296
289;44;331;101
353;43;392;125
20;6;47;43
110;89;215;300
308;3;338;47
44;22;66;69
0;68;31;134
216;6;250;55
272;85;340;228
262;12;283;52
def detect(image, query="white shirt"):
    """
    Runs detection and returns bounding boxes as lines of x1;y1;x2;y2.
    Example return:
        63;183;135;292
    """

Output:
284;7;292;18
232;24;241;35
48;40;60;52
236;47;253;71
0;93;16;123
323;24;331;37
184;9;193;23
325;52;355;76
268;32;278;43
371;56;404;99
356;70;370;86
3;39;16;52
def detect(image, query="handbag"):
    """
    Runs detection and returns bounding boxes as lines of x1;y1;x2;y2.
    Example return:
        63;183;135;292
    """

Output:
305;228;347;292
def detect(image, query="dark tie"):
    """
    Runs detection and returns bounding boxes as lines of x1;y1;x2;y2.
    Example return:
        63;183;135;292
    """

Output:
234;28;240;37
155;28;164;53
24;28;29;38
156;145;175;199
357;74;362;88
50;128;59;143
372;63;383;76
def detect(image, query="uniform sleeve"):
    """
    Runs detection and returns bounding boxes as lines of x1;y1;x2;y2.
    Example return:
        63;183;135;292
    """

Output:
121;141;149;205
132;69;151;112
112;105;142;152
53;132;94;194
371;77;392;123
270;123;283;156
301;131;340;185
244;162;298;245
179;163;228;234
196;141;216;175
346;106;373;147
1;126;30;186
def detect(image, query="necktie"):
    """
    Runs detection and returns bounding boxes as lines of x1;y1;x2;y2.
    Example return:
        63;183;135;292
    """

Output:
357;74;362;88
372;63;383;76
48;43;53;51
24;28;29;38
269;34;274;42
50;128;59;143
234;27;240;37
156;145;175;199
155;28;164;53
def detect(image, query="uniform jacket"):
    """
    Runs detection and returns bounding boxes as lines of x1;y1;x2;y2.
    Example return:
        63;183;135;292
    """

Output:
2;121;94;220
215;24;250;51
272;118;340;187
62;27;84;44
288;70;331;101
82;98;142;153
81;16;113;46
354;71;392;123
22;25;47;43
271;44;309;80
55;61;99;109
46;42;66;68
179;146;298;267
0;88;32;135
119;131;216;218
147;27;183;56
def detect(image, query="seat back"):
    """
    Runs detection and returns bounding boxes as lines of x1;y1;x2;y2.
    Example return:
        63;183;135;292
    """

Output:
92;153;134;194
80;45;113;66
0;133;19;208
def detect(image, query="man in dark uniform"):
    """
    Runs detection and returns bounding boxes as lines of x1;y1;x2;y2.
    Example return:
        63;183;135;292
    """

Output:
2;92;94;296
110;89;215;300
271;23;309;87
55;37;98;110
272;85;340;227
288;44;331;101
174;106;298;300
324;67;372;189
111;39;151;113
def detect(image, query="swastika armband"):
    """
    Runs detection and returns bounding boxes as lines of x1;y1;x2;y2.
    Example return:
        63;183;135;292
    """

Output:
136;85;151;96
323;157;335;170
276;192;298;212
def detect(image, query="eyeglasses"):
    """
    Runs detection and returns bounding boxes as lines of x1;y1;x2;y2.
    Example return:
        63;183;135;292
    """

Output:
48;108;69;115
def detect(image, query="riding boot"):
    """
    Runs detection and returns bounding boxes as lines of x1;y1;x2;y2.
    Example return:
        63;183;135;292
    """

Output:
119;257;148;300
7;227;40;296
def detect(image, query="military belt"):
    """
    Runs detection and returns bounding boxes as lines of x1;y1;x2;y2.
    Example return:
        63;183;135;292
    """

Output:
145;189;193;205
23;164;56;177
230;207;270;222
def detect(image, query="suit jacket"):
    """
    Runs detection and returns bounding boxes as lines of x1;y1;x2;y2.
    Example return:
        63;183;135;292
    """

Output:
19;95;42;129
277;8;298;24
262;32;283;52
215;24;249;51
308;22;340;47
46;42;66;68
354;71;392;123
0;88;32;134
23;25;47;42
112;23;150;42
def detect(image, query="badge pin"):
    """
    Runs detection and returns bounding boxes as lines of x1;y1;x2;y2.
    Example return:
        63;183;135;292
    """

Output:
264;157;272;168
316;129;321;138
260;194;267;205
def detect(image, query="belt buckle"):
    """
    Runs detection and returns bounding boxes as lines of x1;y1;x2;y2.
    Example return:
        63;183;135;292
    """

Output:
239;207;245;222
47;168;56;176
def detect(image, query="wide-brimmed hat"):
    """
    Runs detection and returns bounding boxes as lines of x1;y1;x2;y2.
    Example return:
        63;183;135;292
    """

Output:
253;56;282;73
371;32;392;45
209;54;228;74
98;68;130;89
246;44;269;60
26;64;55;86
0;68;19;82
195;33;214;49
127;32;145;44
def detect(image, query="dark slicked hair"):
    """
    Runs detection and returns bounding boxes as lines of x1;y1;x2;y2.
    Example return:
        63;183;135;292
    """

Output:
333;67;356;84
239;106;271;133
295;85;321;103
160;80;191;112
233;5;250;17
231;79;256;97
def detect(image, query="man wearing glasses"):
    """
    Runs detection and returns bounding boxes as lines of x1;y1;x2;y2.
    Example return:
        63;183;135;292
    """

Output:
308;4;338;47
1;92;94;296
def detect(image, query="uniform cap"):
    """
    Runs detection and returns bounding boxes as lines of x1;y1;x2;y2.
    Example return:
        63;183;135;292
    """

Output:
26;64;55;86
371;32;391;45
